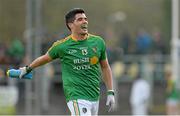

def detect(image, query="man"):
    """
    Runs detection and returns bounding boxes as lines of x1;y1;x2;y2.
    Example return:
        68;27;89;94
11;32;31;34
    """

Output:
19;8;115;115
130;75;150;116
166;71;180;115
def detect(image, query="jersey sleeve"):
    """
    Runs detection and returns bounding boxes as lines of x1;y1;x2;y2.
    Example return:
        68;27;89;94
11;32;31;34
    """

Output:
47;41;60;59
99;38;107;61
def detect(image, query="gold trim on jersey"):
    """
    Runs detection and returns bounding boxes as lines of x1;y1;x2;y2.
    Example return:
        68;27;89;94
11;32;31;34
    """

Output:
73;100;80;116
71;34;89;42
71;35;78;42
87;33;104;41
47;35;71;52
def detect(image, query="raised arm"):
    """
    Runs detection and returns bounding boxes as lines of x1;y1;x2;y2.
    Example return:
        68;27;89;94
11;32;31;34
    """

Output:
19;53;53;78
28;53;53;69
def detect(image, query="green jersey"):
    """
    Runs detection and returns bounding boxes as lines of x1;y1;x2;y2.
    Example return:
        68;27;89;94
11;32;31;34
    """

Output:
48;34;106;102
167;80;180;100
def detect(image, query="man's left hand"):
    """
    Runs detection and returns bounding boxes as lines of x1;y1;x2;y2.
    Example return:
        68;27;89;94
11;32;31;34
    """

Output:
106;90;115;112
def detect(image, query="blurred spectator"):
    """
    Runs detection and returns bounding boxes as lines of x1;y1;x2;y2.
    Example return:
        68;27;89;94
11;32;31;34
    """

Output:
0;86;18;115
0;68;6;85
165;71;180;115
152;31;167;54
7;38;25;67
106;47;115;65
119;30;131;54
130;74;151;116
0;42;9;64
0;68;4;78
106;46;122;65
135;28;153;54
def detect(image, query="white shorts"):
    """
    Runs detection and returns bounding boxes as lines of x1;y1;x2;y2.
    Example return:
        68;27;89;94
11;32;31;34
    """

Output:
67;99;99;116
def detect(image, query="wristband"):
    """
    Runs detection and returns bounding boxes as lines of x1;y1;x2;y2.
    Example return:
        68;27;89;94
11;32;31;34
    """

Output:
107;90;115;96
26;65;33;73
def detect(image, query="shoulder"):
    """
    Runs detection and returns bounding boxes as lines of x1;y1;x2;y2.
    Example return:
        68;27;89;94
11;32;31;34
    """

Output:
53;35;71;46
88;34;105;44
88;33;104;40
48;35;71;51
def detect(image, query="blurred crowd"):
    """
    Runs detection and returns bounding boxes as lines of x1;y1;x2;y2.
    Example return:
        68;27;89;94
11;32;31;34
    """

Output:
0;27;179;115
0;38;25;66
105;27;168;65
0;27;169;66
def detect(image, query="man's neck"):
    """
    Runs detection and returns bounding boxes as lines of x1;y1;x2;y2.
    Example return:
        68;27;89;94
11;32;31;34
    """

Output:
71;33;88;41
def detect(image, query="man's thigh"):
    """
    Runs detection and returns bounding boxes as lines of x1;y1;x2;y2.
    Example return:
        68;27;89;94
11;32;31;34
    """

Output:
67;99;91;115
67;99;99;116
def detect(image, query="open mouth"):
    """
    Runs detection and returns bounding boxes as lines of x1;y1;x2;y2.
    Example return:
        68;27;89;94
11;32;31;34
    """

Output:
81;24;88;29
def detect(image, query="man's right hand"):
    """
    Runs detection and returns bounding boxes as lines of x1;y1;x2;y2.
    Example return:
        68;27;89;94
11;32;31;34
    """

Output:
19;66;32;78
19;67;27;78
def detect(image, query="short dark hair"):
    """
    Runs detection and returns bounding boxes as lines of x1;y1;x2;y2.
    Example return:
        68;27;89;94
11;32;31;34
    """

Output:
65;8;85;30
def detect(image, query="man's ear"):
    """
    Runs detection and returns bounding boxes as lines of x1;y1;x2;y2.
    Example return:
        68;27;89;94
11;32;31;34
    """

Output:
68;23;73;30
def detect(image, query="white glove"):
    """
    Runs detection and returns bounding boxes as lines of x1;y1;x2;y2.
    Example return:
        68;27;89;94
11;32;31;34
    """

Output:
19;66;32;78
106;91;115;112
19;67;28;78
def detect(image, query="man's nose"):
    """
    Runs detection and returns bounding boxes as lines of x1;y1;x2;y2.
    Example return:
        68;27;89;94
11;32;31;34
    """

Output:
82;19;88;24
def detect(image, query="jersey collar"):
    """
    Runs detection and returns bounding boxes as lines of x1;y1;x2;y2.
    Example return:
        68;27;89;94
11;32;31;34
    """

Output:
71;34;89;42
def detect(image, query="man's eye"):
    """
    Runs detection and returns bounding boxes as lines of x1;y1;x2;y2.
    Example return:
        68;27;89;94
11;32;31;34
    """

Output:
84;18;88;21
78;18;83;21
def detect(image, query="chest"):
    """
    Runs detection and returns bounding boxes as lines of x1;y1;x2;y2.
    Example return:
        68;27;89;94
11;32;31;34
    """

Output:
64;41;101;58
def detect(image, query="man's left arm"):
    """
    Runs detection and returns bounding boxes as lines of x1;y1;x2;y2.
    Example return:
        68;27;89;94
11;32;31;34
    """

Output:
100;59;115;112
100;59;113;90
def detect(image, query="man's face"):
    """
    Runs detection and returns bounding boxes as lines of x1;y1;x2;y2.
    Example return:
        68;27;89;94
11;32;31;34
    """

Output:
70;13;88;35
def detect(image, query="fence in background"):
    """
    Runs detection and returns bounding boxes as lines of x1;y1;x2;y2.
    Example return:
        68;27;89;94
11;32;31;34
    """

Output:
0;55;171;114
